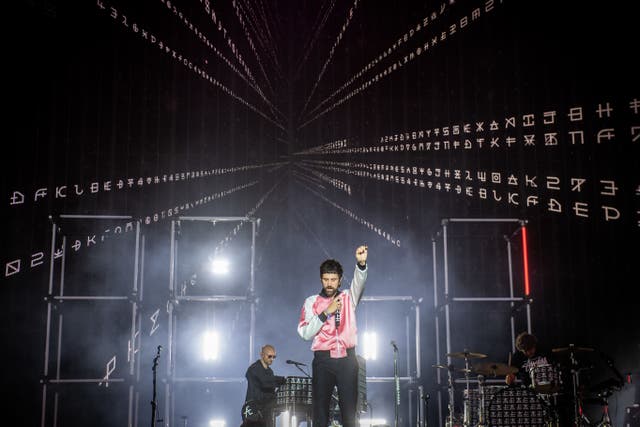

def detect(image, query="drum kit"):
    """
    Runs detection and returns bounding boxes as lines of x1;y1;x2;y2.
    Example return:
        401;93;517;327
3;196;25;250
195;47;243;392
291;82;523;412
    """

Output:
435;345;624;427
267;346;623;427
435;350;519;427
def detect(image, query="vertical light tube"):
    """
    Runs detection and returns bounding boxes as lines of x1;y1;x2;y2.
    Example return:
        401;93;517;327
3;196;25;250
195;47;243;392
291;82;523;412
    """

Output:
521;224;530;296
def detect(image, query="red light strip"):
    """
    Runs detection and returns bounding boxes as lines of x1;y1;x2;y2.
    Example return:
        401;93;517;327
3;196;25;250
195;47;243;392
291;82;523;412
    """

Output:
522;225;530;296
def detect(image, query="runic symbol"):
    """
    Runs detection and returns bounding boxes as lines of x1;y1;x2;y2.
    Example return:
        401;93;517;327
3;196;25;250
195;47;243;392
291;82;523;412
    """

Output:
98;356;116;387
150;309;160;336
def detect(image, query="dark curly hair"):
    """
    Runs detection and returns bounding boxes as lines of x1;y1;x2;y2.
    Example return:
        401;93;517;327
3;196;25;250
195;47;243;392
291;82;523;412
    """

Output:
515;332;538;352
320;259;343;277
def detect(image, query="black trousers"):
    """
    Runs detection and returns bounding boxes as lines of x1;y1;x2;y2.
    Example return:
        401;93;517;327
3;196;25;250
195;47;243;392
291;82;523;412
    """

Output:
312;348;359;427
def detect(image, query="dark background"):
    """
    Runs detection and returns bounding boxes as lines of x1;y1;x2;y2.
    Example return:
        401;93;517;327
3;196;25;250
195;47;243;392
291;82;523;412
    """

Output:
3;0;639;426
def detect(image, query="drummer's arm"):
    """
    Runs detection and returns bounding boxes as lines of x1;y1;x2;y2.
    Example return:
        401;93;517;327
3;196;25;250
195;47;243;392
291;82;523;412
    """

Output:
506;352;524;385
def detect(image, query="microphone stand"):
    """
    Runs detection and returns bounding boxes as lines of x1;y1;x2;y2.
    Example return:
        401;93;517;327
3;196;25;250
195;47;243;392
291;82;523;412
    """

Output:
423;393;430;427
151;345;162;427
293;364;311;378
392;342;400;427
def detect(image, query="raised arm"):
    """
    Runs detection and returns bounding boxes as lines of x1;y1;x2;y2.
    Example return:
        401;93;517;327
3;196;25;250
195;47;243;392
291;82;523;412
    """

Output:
349;245;368;308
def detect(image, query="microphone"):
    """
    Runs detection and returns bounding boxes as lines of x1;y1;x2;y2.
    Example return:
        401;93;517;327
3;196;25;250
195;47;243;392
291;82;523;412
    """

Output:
286;360;307;367
391;340;398;351
334;294;341;328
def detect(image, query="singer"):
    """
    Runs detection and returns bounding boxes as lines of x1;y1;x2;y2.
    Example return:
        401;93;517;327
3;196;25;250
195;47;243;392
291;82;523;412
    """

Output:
297;245;369;427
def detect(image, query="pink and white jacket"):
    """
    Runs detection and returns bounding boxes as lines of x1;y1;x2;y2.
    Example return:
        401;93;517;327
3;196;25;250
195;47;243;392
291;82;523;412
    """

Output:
297;264;367;358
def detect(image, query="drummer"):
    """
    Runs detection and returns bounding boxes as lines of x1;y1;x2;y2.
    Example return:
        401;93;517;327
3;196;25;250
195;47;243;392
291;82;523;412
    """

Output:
505;332;554;387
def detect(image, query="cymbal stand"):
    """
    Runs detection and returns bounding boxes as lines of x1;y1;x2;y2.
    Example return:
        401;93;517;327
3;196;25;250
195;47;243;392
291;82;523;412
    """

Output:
592;389;614;427
476;374;487;427
594;351;623;427
568;345;587;427
545;393;561;427
445;364;456;427
597;400;612;427
462;356;471;427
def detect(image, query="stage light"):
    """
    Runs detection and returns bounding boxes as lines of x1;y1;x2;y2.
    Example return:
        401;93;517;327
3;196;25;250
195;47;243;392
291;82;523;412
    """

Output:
202;330;220;361
208;419;225;427
208;257;230;275
280;410;290;427
359;418;387;427
362;331;377;360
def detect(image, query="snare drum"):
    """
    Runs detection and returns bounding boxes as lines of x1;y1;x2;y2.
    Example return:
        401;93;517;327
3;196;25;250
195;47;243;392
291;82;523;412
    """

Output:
529;363;562;394
487;386;551;426
276;376;312;405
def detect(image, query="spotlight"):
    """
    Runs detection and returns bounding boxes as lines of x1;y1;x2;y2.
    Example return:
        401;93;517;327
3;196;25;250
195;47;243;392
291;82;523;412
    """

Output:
208;257;230;275
202;330;220;361
280;410;290;427
359;418;387;427
362;331;377;360
208;419;225;427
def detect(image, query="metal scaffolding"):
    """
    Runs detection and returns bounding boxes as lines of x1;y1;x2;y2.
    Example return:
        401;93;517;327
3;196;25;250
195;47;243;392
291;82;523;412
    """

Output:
39;214;425;426
41;214;142;427
359;295;425;427
431;218;533;427
165;216;258;427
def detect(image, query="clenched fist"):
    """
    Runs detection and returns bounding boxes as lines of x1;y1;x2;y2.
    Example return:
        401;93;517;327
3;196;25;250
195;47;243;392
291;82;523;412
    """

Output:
355;245;368;266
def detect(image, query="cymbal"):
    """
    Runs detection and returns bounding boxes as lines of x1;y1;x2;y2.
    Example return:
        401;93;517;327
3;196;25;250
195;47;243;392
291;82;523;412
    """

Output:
432;364;472;373
472;362;518;376
588;378;623;394
552;345;594;354
446;351;487;359
432;364;451;370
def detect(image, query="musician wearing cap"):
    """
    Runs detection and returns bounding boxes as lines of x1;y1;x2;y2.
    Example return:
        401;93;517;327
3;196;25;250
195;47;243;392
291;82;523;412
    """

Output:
297;245;368;427
242;344;287;427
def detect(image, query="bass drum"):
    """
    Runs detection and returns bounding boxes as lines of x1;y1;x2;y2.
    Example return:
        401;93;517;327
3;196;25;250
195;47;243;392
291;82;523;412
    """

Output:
487;386;551;426
463;385;506;426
